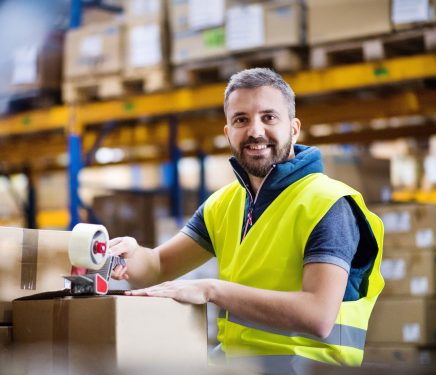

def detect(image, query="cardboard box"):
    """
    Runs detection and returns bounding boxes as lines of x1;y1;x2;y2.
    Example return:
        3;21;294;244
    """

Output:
366;298;436;345
13;296;207;373
381;249;436;297
0;227;71;323
0;326;12;365
392;0;436;30
264;0;304;47
172;29;227;64
364;345;436;366
370;204;436;250
124;17;167;72
0;32;63;97
307;0;391;45
125;0;165;22
64;21;122;79
323;153;391;204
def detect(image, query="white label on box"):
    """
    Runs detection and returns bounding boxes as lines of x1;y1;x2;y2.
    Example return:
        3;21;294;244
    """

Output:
402;323;421;342
381;211;411;233
80;35;103;58
130;0;160;17
410;276;429;295
416;228;434;248
12;45;38;84
226;4;264;50
392;0;430;24
380;259;406;280
128;24;161;67
189;0;225;29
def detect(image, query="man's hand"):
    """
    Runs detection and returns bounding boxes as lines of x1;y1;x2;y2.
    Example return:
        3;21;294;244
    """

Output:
109;237;139;280
126;279;215;305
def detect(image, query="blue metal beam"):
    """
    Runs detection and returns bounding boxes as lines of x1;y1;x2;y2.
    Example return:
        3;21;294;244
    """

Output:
198;150;208;205
168;116;183;226
68;134;83;229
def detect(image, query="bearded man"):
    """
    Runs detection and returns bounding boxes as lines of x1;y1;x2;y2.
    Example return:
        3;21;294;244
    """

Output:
110;68;384;375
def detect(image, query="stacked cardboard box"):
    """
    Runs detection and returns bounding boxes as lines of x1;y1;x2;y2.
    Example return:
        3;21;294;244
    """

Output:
169;0;304;65
0;227;71;324
365;203;436;365
391;0;436;30
307;0;392;45
122;0;170;91
12;296;207;373
322;152;391;204
0;32;63;105
63;0;170;102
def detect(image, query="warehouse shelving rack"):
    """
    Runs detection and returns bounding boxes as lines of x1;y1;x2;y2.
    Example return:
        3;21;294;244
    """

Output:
0;0;435;228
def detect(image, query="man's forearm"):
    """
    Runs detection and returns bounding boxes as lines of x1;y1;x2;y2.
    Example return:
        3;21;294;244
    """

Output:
208;279;335;338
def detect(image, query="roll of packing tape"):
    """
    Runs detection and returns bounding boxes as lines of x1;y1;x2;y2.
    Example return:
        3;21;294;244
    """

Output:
68;223;109;270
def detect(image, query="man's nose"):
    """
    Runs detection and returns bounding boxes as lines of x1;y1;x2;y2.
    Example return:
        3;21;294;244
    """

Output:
247;118;265;138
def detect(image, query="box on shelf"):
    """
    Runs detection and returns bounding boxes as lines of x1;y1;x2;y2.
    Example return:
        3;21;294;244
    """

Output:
391;0;436;30
64;21;123;80
364;345;436;366
123;16;169;91
307;0;391;45
370;203;436;250
124;0;165;22
0;227;71;323
226;0;304;52
391;154;421;190
13;296;207;374
0;32;63;98
381;248;436;297
323;153;391;204
170;0;304;64
366;298;436;345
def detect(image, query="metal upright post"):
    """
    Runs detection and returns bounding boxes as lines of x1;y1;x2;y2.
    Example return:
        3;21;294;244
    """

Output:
168;116;183;226
67;0;83;229
198;149;208;205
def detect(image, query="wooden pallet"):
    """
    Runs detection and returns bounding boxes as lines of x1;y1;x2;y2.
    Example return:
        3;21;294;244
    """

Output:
173;47;306;87
63;66;169;103
310;26;436;69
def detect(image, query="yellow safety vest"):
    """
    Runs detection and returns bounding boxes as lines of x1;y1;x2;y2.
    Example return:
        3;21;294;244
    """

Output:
204;173;384;371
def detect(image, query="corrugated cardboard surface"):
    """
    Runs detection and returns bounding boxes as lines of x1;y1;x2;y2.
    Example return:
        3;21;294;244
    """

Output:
381;249;436;297
0;326;12;364
264;0;304;47
364;344;436;366
367;298;436;345
0;227;71;323
64;21;123;79
307;0;391;45
370;204;436;250
13;296;207;373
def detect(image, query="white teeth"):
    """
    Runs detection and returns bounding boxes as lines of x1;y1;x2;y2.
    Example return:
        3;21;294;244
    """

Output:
248;144;267;150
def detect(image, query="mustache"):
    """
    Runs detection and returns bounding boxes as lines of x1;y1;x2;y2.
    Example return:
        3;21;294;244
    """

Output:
240;137;276;148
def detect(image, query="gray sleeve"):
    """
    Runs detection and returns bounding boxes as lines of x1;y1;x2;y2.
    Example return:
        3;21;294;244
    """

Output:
181;203;215;255
303;197;360;273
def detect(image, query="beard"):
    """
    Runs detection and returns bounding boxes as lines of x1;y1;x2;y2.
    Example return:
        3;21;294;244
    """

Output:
229;134;293;178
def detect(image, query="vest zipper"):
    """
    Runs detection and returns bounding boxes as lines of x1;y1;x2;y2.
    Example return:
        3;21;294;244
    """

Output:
237;166;276;240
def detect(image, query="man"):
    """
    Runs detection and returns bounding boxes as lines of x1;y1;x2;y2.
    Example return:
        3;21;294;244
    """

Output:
110;68;384;374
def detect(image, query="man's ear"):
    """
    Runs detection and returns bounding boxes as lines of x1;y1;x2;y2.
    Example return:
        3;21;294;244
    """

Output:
224;124;229;137
291;118;301;145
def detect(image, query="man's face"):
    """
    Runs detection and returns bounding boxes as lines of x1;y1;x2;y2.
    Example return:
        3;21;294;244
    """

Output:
224;86;300;178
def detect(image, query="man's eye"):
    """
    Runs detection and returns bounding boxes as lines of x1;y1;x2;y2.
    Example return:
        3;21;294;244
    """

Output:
234;118;246;125
264;114;276;122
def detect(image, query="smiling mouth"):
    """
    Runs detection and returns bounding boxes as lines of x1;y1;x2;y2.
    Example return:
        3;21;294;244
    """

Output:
245;143;273;150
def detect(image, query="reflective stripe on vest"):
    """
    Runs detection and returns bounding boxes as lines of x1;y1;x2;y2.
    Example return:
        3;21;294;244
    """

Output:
228;354;321;375
226;312;366;350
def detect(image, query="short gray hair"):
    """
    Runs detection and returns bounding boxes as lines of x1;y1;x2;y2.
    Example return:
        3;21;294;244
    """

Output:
224;68;296;120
